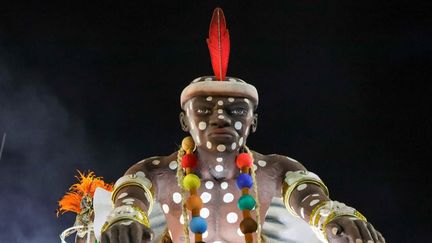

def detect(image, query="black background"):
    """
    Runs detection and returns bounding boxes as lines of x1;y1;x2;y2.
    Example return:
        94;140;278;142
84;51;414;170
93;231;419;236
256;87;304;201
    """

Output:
0;1;431;242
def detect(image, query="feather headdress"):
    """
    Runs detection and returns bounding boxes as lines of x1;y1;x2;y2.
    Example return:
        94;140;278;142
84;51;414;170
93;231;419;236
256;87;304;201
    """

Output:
57;170;113;217
207;7;230;80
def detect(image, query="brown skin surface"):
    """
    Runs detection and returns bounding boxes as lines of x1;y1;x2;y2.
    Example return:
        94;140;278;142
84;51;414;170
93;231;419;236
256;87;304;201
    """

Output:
100;96;385;243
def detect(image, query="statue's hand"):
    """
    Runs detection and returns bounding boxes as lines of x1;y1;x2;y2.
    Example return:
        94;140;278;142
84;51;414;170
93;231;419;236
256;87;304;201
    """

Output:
325;216;385;243
100;220;153;243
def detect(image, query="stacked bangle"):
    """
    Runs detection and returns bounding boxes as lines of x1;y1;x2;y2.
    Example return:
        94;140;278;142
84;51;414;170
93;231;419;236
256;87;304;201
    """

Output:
101;205;150;232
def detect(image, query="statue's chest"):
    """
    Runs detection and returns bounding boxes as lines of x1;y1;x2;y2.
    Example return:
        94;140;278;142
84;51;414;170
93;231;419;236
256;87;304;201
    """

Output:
158;177;276;242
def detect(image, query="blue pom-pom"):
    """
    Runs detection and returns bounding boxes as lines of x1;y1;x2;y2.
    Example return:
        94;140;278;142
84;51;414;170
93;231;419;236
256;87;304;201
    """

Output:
190;216;207;233
236;173;253;189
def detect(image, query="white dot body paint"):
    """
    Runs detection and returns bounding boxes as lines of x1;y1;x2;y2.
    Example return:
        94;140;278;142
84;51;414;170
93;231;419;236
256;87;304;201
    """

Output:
207;141;212;149
169;161;178;170
216;157;223;162
218;109;223;114
218;115;225;119
179;214;185;224
231;142;237;150
297;184;307;191
202;231;208;239
122;198;135;205
237;228;244;236
173;192;182;204
198;121;207;130
120;220;133;226
118;192;128;199
310;199;320;207
215;165;224;172
253;164;258;171
135;171;145;178
239;137;244;146
223;193;234;203
206;96;213;101
152;159;160;165
201;192;212;203
162;204;170;214
200;208;210;218
205;181;214;189
300;207;305;218
234;121;242;130
228;97;235;102
217;100;224;106
217;144;226;152
226;212;238;223
258;160;267;167
221;182;228;190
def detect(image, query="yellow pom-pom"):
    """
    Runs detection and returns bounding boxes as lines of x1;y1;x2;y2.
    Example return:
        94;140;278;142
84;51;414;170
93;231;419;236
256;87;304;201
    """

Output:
182;173;201;190
182;136;195;153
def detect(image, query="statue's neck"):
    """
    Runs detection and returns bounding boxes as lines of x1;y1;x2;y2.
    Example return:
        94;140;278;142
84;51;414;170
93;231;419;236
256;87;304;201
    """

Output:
195;147;240;180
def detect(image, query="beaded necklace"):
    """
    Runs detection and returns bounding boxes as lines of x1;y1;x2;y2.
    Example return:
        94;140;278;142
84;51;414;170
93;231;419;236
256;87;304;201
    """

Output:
178;136;261;243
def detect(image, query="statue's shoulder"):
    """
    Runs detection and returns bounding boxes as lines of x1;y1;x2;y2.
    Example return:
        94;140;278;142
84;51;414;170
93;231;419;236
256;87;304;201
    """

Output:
124;152;178;176
251;151;306;173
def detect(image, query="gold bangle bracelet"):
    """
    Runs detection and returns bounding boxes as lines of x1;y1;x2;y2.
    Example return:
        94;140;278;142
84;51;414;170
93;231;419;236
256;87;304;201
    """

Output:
111;181;154;214
283;179;329;217
322;211;367;240
101;207;151;233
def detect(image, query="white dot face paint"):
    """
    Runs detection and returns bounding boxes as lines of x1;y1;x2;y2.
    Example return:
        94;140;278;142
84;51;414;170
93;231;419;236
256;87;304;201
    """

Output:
217;100;224;106
205;181;214;189
221;182;228;190
218;109;223;114
198;121;207;130
223;193;234;203
152;159;160;165
258;160;267;167
228;97;235;102
206;96;213;101
207;141;212;149
216;157;223;162
239;137;244;146
231;142;237;150
162;204;170;214
118;192;128;199
200;192;212;203
310;199;320;207
234;121;242;130
200;208;210;218
169;161;178;170
173;192;182;204
297;184;307;191
218;115;225;119
226;212;238;223
215;165;224;172
216;144;226;152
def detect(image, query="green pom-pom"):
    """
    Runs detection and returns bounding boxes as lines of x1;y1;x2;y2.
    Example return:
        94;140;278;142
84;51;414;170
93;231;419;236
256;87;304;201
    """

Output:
182;173;201;190
237;194;256;210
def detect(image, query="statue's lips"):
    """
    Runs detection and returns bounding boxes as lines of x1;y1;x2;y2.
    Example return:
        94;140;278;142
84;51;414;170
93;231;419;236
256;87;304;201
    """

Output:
208;128;236;138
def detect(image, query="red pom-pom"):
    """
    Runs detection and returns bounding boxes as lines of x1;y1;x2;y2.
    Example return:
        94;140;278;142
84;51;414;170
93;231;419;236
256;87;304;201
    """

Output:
182;153;198;169
236;153;253;169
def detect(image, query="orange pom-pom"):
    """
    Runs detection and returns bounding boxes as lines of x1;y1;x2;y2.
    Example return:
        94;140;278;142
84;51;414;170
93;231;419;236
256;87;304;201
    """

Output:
186;194;203;210
236;153;253;169
182;153;198;169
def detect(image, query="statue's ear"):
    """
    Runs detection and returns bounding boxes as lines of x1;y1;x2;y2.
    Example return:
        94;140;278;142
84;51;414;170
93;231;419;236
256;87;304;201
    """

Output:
179;111;190;132
251;113;258;133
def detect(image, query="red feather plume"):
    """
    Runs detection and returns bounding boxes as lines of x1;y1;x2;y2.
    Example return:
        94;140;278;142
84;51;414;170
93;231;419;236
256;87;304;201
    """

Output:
207;8;230;81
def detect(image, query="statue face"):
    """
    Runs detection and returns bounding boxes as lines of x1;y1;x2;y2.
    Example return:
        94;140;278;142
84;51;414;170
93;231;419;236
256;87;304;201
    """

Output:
181;96;257;153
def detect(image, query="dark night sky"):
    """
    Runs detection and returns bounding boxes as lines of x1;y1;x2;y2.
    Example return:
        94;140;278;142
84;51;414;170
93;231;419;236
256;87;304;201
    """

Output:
0;1;431;242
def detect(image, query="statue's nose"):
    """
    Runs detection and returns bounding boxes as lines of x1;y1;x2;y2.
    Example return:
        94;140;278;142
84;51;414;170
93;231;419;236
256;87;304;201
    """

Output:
210;109;231;128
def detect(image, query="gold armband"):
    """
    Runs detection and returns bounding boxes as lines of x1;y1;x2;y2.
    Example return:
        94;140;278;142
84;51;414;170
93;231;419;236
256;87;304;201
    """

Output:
282;170;329;217
101;205;150;233
111;172;154;214
309;200;367;242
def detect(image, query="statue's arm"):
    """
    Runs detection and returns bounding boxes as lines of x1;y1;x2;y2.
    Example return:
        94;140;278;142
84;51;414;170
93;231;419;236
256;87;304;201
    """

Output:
278;156;386;243
100;158;158;243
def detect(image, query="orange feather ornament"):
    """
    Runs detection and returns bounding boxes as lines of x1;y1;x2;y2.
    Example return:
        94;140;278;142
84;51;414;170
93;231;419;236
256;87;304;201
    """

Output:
207;7;230;80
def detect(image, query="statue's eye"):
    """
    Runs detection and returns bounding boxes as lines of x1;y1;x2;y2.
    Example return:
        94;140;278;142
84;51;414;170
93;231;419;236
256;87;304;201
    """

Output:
230;108;248;116
196;108;211;115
